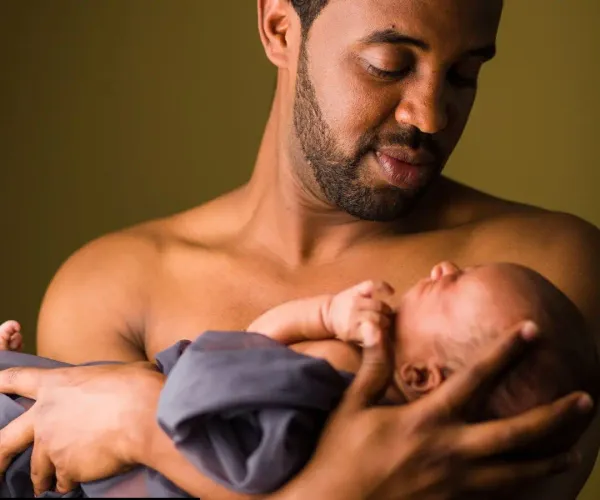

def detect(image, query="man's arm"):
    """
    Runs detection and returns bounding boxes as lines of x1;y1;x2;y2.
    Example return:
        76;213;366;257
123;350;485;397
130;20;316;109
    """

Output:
136;323;591;499
527;214;600;498
477;211;600;497
36;229;158;363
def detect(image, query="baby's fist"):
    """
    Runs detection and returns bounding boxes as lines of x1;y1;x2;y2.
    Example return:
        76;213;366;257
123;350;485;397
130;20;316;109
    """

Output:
325;280;395;344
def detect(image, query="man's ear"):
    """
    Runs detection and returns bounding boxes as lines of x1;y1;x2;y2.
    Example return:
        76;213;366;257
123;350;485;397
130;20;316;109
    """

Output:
257;0;297;68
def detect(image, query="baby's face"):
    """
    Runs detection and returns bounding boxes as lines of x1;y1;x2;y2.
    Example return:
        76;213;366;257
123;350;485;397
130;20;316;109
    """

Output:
394;261;539;375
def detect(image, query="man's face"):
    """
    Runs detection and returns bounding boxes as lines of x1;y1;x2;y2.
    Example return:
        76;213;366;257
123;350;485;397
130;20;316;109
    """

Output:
292;0;502;220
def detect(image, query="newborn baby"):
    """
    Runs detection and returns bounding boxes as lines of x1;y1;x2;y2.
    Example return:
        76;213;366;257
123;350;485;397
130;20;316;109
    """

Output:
249;260;600;424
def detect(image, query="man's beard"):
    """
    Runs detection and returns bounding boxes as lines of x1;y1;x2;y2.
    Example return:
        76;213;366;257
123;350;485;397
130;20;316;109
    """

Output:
292;44;442;222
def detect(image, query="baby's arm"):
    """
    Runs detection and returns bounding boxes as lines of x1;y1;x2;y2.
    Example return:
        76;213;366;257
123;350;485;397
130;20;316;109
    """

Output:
247;280;395;346
246;294;333;344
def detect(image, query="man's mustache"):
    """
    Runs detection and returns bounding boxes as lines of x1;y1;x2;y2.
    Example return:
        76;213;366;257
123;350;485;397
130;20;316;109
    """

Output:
376;130;443;161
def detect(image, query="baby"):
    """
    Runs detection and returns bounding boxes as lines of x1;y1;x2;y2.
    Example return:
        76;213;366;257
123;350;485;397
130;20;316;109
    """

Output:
248;260;600;424
0;261;597;498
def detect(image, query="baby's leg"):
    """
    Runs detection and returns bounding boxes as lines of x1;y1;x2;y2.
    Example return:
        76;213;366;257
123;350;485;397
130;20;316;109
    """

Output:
0;321;23;351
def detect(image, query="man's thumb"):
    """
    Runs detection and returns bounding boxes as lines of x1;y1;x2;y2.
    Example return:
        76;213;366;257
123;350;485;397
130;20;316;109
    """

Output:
341;322;393;412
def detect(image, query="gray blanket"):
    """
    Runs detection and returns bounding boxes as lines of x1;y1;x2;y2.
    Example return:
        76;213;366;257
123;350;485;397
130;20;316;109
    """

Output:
0;331;354;498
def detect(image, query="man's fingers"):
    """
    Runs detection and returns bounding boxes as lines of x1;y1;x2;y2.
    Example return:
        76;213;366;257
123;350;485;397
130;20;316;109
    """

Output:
340;322;393;412
31;443;55;497
463;452;579;492
459;391;594;459
0;367;46;399
426;321;538;417
0;410;35;472
55;469;77;495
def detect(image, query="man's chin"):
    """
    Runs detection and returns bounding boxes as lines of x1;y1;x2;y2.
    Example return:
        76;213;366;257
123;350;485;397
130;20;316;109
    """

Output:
337;193;420;222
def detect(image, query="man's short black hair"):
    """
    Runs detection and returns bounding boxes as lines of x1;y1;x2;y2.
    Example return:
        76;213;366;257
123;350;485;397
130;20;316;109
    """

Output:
290;0;330;36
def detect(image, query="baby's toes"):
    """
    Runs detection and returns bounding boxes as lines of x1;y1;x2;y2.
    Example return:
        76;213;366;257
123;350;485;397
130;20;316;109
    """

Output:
8;332;22;351
0;321;22;351
0;320;20;336
0;333;10;351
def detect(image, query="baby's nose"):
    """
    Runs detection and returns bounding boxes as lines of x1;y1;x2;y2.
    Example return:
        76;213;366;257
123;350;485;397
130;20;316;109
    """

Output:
430;261;461;280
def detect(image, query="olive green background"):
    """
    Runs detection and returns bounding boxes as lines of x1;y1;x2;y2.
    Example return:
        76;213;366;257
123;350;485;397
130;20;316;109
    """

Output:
0;1;599;496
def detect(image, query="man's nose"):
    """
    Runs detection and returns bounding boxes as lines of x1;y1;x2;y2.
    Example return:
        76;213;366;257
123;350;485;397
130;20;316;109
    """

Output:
394;76;448;135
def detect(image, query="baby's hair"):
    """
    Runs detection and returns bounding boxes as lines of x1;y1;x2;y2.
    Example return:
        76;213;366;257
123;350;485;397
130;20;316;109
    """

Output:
437;264;600;421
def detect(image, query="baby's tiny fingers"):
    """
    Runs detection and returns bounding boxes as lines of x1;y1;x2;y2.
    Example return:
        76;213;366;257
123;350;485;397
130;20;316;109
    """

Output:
354;297;394;315
352;280;395;298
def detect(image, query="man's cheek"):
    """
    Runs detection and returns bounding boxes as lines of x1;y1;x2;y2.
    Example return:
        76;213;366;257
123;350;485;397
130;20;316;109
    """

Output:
319;75;396;136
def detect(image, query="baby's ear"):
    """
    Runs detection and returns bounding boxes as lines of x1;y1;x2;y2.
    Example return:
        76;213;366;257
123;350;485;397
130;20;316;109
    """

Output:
396;361;446;399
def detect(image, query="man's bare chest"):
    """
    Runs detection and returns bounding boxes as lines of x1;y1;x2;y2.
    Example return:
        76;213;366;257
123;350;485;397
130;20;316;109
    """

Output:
142;232;473;358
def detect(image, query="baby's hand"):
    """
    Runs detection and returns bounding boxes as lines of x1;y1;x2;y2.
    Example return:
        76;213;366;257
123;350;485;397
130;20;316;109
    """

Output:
325;280;395;345
0;320;23;351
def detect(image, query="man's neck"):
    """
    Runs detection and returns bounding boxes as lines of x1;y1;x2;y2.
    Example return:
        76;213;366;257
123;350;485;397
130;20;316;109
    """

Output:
237;100;402;268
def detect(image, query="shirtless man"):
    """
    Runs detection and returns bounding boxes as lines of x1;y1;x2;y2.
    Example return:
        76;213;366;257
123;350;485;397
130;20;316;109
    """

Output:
0;0;598;498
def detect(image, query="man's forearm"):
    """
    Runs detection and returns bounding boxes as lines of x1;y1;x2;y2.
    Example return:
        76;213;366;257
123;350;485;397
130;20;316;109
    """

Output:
141;422;354;500
141;419;261;499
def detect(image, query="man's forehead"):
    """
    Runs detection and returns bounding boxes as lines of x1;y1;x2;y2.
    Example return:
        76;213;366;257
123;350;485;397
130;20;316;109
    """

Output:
313;0;502;50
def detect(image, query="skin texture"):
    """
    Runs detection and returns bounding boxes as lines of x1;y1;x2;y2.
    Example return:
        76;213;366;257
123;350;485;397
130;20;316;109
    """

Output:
0;0;599;499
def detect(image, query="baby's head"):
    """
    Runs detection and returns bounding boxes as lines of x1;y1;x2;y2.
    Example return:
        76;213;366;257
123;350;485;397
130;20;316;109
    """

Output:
392;261;600;424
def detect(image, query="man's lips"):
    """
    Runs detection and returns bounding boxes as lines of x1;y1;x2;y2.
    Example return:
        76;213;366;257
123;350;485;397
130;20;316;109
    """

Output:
375;146;436;167
374;149;435;189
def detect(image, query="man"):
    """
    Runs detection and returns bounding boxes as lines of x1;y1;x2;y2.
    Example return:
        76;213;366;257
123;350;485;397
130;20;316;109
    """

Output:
0;0;598;498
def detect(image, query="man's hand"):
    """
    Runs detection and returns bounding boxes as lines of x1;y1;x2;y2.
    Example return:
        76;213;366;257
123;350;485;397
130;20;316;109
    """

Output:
0;362;164;496
275;321;595;500
324;280;395;344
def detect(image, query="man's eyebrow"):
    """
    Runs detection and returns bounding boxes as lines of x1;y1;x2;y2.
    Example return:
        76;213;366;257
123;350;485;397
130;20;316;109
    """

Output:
359;28;497;61
359;29;429;50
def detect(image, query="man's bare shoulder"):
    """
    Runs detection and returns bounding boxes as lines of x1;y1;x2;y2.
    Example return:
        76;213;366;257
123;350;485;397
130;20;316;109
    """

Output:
36;222;169;361
436;178;599;314
56;188;244;275
458;186;600;264
448;178;600;336
36;194;239;362
435;178;598;243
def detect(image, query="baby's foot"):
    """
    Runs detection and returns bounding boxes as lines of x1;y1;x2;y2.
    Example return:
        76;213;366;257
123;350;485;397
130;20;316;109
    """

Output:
0;320;23;351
